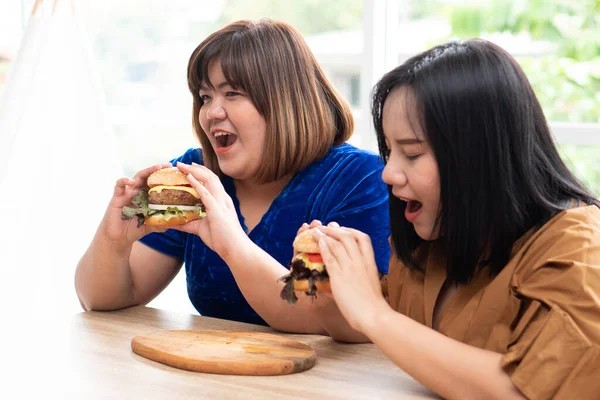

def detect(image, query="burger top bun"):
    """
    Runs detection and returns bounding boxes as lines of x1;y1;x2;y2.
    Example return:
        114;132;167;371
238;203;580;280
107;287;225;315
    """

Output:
147;167;190;187
293;229;321;254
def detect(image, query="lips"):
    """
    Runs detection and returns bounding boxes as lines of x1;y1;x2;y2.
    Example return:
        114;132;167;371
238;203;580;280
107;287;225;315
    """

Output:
404;199;423;222
212;129;238;154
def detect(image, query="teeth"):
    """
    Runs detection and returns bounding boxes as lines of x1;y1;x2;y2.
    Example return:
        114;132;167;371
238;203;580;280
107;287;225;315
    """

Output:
214;131;232;137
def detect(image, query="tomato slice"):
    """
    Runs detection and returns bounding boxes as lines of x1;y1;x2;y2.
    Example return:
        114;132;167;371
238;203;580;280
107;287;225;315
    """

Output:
306;253;323;263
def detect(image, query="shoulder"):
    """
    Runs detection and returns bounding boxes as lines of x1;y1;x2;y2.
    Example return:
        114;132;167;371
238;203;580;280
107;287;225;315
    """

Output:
168;148;203;165
521;205;600;255
513;205;600;286
299;143;384;182
326;143;383;168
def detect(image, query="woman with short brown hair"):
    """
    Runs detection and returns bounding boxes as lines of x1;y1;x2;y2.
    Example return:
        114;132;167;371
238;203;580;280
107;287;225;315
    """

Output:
188;19;353;183
76;19;390;334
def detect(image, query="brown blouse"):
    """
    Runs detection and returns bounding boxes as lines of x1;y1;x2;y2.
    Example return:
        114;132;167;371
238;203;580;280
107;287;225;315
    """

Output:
387;205;600;400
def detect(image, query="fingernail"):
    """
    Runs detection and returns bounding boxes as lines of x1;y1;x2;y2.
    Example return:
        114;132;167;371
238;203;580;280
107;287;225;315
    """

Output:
330;221;340;227
192;162;200;166
302;223;309;228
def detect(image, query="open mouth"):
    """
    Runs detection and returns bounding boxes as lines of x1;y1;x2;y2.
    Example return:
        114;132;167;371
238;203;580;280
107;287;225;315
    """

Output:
214;132;238;149
406;200;423;213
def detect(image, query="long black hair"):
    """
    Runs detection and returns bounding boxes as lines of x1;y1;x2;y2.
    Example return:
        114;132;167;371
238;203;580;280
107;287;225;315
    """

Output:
372;39;599;284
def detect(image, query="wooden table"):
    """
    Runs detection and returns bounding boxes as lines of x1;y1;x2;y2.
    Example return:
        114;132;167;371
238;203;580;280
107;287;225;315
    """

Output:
6;306;436;399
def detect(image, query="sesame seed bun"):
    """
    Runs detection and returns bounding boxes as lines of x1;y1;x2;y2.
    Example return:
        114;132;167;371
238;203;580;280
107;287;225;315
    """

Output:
147;167;191;187
293;229;320;254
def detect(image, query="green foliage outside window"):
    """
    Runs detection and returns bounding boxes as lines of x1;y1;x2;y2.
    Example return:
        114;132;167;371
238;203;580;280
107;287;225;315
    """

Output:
442;0;600;196
218;0;363;35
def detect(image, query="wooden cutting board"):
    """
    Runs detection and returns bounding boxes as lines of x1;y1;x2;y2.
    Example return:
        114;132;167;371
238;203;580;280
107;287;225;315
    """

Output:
131;330;316;376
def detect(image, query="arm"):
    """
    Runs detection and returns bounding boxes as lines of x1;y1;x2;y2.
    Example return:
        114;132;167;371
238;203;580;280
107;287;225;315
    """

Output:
75;164;182;311
219;237;329;334
171;162;327;334
76;239;181;311
313;226;525;400
364;304;524;400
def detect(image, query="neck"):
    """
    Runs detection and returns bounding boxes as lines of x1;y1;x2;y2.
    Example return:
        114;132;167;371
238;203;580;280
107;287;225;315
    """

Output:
234;174;293;199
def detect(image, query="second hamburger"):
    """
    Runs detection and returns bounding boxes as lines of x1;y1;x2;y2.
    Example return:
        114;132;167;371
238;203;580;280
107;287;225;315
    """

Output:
279;228;330;304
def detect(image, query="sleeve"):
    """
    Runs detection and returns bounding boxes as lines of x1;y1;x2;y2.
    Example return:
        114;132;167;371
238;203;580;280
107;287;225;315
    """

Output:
324;153;391;274
500;209;600;400
137;148;203;259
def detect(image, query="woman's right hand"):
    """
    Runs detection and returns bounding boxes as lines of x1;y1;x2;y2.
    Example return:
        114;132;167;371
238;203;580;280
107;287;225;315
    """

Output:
100;163;172;247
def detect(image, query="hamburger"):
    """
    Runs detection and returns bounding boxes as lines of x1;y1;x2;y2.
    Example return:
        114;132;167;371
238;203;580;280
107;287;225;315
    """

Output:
121;167;206;227
279;229;330;304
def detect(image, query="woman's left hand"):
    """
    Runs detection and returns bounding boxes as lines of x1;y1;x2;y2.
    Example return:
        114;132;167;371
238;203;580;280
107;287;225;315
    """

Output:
312;226;390;334
171;162;249;261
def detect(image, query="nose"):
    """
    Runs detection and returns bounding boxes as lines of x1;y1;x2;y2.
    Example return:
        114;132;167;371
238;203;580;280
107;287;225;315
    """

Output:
382;162;407;187
205;103;226;122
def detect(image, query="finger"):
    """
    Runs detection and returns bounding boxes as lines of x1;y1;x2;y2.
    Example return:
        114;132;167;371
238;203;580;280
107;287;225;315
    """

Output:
308;220;322;229
345;228;375;266
315;232;342;276
296;222;310;236
317;226;368;269
318;226;360;255
178;162;228;202
133;163;171;188
114;177;135;197
148;226;169;233
168;220;201;234
313;229;351;268
186;173;218;213
327;221;340;228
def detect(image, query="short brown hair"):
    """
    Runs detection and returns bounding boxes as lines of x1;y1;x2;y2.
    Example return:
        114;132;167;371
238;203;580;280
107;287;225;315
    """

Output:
187;19;354;183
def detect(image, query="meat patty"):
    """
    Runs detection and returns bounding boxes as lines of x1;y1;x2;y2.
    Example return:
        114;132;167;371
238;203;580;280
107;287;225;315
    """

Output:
149;189;202;206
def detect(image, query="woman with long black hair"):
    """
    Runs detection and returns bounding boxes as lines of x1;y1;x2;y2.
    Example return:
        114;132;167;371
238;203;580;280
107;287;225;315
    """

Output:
311;39;600;399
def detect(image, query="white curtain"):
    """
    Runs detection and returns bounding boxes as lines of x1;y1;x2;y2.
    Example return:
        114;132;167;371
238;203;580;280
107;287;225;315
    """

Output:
0;3;123;324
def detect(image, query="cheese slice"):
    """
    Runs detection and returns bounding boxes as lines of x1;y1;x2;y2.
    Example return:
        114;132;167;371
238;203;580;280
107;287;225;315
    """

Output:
294;253;325;272
149;185;200;198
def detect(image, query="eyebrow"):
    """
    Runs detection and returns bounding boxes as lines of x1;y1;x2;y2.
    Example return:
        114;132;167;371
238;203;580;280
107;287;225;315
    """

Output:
395;138;424;145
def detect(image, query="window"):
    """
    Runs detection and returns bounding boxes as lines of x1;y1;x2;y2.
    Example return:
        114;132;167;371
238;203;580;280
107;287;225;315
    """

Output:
386;0;600;196
2;0;597;316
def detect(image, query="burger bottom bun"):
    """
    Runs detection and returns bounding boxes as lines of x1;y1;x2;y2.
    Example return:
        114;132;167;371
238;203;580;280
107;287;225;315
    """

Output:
293;229;320;254
144;210;202;227
293;279;331;293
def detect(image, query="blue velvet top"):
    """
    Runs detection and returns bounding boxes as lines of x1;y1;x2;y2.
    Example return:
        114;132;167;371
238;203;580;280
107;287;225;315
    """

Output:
139;143;390;325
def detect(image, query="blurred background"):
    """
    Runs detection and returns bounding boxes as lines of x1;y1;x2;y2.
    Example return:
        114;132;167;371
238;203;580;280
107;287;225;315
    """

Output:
1;0;598;316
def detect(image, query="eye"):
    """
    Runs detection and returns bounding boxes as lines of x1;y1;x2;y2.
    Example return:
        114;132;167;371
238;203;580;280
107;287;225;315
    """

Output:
404;154;421;161
225;91;241;97
200;94;211;102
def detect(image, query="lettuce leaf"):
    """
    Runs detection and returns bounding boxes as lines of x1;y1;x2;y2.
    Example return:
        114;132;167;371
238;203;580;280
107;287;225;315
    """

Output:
121;191;157;228
121;191;206;228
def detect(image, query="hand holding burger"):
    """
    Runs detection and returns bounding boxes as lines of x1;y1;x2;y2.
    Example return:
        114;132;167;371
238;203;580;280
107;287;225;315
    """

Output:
121;167;206;227
298;224;389;335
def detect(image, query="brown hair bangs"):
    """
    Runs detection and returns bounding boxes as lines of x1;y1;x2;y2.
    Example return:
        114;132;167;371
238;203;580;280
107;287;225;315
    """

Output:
187;19;354;183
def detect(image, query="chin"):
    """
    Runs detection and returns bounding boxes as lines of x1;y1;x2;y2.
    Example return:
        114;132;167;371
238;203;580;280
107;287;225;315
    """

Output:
414;224;439;241
219;160;259;181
